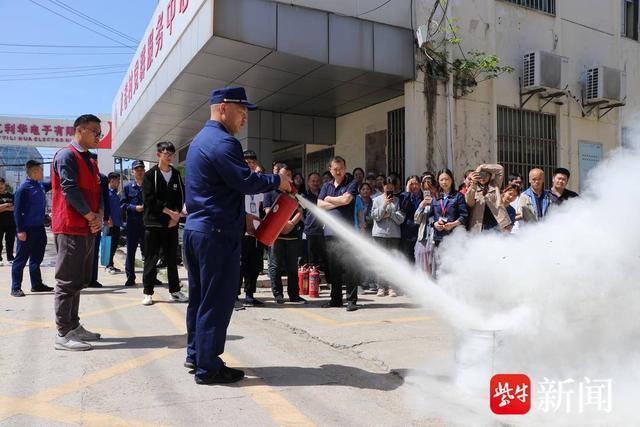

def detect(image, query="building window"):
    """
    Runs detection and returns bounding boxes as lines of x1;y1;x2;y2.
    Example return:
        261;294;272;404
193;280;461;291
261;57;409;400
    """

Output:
502;0;556;15
497;106;557;188
305;146;334;175
622;0;639;40
387;107;405;181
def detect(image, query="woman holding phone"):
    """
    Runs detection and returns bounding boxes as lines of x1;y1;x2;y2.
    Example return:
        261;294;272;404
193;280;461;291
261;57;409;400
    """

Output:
371;177;405;297
414;173;438;275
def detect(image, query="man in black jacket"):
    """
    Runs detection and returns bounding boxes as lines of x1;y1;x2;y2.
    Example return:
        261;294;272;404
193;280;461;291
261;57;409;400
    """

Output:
141;141;187;306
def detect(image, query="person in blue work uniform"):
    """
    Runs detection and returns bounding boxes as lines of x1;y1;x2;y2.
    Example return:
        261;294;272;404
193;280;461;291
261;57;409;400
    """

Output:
105;172;123;274
121;160;146;287
89;169;109;288
184;86;291;385
11;160;54;297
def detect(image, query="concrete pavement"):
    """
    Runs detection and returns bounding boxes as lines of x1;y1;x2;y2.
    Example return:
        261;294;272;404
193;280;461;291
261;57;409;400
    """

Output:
0;233;465;426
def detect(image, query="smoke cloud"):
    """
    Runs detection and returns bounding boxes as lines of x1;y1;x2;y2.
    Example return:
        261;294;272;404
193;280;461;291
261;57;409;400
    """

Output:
299;138;640;424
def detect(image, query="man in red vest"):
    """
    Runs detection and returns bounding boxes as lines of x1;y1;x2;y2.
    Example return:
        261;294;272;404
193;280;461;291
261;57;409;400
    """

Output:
51;114;104;351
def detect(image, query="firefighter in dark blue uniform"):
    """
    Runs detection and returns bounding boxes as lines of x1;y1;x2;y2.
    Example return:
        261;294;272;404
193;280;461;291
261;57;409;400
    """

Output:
121;160;146;287
184;87;291;384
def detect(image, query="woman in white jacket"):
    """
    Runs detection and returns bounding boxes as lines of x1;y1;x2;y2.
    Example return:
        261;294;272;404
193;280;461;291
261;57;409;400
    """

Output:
371;177;405;297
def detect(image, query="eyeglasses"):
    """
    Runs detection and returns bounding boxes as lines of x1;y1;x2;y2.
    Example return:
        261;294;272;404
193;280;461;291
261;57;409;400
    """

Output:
83;127;102;138
159;149;175;156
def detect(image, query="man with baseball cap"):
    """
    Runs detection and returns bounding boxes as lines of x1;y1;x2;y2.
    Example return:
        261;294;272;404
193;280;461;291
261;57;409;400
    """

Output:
184;86;291;384
121;160;146;287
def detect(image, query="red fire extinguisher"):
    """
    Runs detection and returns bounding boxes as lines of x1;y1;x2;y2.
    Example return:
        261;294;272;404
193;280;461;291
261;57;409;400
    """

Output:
298;264;309;295
308;266;320;298
255;187;299;247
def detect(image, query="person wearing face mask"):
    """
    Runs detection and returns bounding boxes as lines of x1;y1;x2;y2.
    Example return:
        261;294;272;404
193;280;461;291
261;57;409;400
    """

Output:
465;164;512;233
518;168;552;223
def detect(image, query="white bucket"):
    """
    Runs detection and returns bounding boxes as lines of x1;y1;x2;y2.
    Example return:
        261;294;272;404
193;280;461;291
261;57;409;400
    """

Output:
455;329;501;393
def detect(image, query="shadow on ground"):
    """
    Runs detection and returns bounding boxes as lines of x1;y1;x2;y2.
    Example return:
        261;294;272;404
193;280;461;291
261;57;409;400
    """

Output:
92;334;242;350
237;364;406;391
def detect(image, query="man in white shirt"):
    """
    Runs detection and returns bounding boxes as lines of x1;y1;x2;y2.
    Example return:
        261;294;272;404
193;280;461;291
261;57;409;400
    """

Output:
240;150;265;306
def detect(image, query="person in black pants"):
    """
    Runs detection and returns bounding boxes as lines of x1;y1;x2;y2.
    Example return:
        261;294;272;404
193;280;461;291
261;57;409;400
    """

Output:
239;150;265;307
301;172;326;270
317;156;359;311
264;165;306;304
0;178;16;266
141;141;188;306
88;169;109;288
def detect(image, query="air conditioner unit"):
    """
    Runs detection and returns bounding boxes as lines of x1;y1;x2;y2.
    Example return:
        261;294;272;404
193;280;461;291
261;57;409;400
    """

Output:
522;50;568;92
583;66;627;105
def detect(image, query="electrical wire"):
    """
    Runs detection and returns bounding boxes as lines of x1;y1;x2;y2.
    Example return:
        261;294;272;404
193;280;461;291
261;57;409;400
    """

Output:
46;0;139;44
0;43;135;49
358;0;394;16
0;70;125;82
27;0;136;50
0;65;127;78
0;63;129;71
0;51;133;55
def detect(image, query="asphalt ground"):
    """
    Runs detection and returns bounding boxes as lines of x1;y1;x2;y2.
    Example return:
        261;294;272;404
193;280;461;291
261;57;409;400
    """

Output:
0;232;466;426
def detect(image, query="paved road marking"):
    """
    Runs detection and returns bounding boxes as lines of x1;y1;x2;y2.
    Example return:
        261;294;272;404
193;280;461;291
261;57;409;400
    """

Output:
29;347;179;403
0;396;164;426
285;308;340;325
285;308;431;328
157;303;316;427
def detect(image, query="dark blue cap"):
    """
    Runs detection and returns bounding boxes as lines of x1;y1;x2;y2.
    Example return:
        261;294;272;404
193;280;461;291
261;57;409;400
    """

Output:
131;160;145;169
209;86;257;110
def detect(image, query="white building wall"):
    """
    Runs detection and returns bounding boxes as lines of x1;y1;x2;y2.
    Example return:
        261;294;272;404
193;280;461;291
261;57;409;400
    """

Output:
348;0;637;188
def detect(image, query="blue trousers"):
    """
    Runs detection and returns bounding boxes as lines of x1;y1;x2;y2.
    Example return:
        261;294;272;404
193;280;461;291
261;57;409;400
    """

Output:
125;223;144;281
11;226;46;291
184;229;240;379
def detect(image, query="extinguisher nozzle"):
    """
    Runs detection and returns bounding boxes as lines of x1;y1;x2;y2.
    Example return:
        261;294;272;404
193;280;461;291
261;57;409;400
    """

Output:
294;193;306;204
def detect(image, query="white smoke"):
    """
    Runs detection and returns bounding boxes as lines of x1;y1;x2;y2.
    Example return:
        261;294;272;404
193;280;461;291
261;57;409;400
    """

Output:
299;137;640;424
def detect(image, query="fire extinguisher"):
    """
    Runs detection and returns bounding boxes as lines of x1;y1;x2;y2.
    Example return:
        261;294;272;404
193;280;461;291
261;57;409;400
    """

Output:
255;187;300;247
298;264;309;295
308;266;320;298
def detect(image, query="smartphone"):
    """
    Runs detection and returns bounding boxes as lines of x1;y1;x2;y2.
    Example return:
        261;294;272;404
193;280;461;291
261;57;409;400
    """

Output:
385;190;394;198
423;190;431;198
478;171;491;181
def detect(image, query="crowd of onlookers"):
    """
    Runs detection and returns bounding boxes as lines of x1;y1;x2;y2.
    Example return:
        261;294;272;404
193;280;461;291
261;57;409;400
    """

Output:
236;151;579;311
1;145;579;313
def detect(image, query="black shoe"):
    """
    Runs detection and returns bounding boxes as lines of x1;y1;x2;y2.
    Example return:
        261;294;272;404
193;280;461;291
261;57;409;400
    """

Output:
195;365;245;385
321;301;343;308
87;281;103;288
244;297;265;306
11;289;25;297
346;302;359;312
275;295;285;304
124;279;136;287
184;361;196;370
289;296;308;304
31;284;54;292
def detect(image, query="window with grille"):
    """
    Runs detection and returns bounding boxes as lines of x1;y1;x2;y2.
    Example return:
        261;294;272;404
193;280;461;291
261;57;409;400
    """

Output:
305;146;334;175
501;0;556;15
622;0;639;40
497;106;557;188
387;107;405;181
